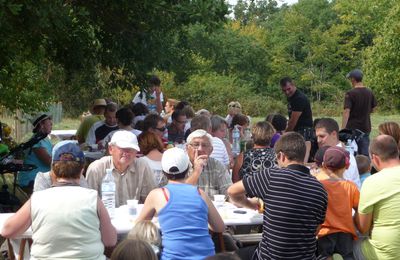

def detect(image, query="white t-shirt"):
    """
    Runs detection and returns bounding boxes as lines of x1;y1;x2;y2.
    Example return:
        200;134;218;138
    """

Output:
132;91;164;112
336;142;361;189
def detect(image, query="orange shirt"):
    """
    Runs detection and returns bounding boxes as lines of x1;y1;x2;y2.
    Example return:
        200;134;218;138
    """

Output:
318;179;360;240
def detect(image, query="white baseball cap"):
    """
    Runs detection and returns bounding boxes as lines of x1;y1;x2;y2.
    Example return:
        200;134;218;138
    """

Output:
161;147;189;174
109;130;140;151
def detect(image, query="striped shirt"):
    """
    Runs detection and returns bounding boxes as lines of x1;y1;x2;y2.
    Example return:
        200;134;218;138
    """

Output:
210;137;230;168
243;164;327;260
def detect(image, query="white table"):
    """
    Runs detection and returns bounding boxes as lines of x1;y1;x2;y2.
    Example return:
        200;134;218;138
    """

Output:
50;130;76;140
0;203;262;258
0;202;262;239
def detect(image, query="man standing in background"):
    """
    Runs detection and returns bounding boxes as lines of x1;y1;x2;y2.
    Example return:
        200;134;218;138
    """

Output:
280;77;313;138
132;75;164;114
342;69;377;156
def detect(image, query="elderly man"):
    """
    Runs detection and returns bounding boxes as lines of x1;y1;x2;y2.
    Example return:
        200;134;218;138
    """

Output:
315;118;361;189
190;115;230;169
185;129;232;198
356;135;400;259
86;102;119;145
228;132;327;260
76;98;107;144
86;130;156;206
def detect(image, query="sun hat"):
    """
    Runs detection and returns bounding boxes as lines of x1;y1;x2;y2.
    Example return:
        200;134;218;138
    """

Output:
92;98;107;108
31;113;51;129
52;140;84;163
161;147;189;174
109;130;140;151
323;146;350;169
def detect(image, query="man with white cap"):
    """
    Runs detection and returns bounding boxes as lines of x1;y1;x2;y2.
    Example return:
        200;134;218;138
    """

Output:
185;129;233;198
86;130;156;206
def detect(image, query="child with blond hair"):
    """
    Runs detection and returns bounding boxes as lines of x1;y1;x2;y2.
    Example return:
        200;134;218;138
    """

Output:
128;220;161;256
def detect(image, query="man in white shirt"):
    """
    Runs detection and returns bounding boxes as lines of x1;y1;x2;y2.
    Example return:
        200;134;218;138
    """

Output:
315;118;361;189
132;75;164;113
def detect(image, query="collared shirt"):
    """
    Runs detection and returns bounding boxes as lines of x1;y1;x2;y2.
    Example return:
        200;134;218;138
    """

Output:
86;156;156;206
243;163;327;260
188;157;232;198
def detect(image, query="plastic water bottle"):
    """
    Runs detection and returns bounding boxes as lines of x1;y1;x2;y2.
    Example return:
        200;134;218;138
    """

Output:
232;125;241;156
345;139;354;155
102;168;116;218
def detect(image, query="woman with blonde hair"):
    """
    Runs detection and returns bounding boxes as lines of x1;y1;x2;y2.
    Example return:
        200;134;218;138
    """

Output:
225;101;242;128
378;121;400;151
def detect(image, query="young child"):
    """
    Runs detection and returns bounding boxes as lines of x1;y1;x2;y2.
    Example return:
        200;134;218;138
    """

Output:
317;146;360;259
111;239;157;260
128;220;161;256
355;154;371;187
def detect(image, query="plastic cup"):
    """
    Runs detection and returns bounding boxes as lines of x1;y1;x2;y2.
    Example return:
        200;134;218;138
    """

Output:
127;199;139;215
214;194;225;207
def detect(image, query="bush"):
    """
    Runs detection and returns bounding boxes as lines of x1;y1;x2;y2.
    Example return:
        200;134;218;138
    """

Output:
162;72;286;117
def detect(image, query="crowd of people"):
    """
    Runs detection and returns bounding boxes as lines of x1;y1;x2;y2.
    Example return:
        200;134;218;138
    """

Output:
2;70;400;260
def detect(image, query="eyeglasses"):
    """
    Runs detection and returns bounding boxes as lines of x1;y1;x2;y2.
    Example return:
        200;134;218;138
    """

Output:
155;126;166;132
189;142;212;149
228;104;241;108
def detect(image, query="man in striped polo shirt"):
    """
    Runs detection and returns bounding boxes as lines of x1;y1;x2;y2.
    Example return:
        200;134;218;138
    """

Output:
228;132;328;260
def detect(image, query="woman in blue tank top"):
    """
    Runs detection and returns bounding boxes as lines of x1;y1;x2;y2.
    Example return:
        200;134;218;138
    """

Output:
136;147;225;260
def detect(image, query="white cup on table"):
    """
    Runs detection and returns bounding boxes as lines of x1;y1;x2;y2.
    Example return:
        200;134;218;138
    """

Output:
214;194;225;207
127;199;139;215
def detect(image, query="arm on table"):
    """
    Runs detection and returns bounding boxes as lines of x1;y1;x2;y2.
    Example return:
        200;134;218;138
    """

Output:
342;108;350;129
199;189;225;233
227;181;258;211
355;212;373;235
97;198;117;247
33;147;51;166
1;199;32;238
286;111;302;132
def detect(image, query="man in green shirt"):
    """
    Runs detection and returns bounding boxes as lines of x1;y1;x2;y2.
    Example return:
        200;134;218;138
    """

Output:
76;99;106;144
356;135;400;259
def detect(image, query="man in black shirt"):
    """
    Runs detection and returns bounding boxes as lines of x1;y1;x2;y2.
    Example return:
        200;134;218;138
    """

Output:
280;77;313;137
342;69;377;156
228;132;327;260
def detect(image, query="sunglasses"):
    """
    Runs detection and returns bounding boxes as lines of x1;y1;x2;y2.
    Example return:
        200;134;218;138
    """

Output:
155;126;166;132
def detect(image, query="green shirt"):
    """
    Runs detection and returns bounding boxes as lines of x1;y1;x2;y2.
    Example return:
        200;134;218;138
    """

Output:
76;115;103;142
359;165;400;260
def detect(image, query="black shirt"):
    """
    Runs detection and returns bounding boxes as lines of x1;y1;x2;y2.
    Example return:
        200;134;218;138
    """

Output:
344;87;377;133
243;163;327;260
288;89;313;131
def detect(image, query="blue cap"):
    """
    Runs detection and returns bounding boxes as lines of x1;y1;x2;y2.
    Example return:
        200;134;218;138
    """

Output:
52;140;84;163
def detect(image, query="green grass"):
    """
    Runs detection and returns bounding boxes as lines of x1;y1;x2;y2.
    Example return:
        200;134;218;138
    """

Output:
52;117;81;130
253;114;400;139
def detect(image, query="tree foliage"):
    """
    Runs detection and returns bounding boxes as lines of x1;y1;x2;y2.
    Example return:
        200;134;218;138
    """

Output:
1;0;400;116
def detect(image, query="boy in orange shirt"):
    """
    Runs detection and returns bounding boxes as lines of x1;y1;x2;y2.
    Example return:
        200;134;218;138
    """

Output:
317;146;360;259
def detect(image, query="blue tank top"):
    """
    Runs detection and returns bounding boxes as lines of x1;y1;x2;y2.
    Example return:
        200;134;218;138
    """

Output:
158;183;215;260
